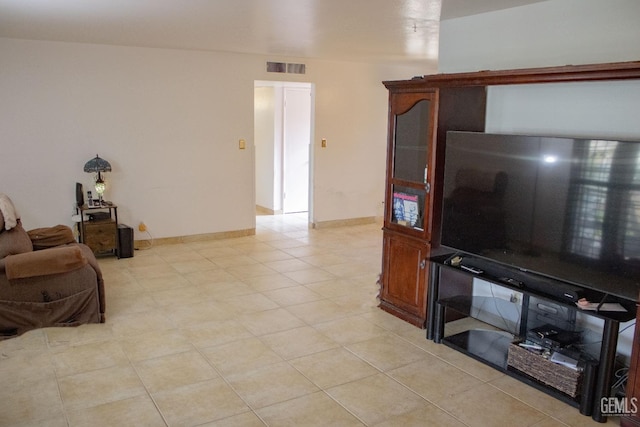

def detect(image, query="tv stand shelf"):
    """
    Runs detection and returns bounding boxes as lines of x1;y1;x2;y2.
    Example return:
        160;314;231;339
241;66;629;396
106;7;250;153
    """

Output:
430;254;635;423
436;298;599;413
442;328;512;370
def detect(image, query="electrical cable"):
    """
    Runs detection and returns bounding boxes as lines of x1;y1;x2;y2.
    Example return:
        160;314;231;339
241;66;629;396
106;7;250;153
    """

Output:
471;283;520;335
489;283;520;333
136;229;154;250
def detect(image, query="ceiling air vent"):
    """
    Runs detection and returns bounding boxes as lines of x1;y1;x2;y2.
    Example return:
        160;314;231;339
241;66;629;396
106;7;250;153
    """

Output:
266;62;286;73
287;63;306;74
266;62;306;74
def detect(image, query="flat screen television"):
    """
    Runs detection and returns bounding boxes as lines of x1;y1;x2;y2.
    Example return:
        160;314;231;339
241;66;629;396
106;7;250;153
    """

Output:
441;131;640;301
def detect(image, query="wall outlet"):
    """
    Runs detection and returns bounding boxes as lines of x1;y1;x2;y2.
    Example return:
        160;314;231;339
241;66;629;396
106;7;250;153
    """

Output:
138;222;147;232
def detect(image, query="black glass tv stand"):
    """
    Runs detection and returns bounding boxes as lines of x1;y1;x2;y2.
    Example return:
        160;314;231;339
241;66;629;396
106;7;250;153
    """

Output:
429;253;636;423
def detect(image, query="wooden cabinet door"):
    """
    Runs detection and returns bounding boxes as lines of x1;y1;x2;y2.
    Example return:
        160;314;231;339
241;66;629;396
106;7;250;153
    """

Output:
380;232;429;328
384;91;438;241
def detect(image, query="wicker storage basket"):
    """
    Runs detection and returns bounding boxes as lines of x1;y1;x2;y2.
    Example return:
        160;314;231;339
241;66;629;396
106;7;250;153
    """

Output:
507;343;582;397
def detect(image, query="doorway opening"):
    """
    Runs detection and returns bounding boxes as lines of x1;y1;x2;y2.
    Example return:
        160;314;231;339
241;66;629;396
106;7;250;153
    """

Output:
254;81;314;221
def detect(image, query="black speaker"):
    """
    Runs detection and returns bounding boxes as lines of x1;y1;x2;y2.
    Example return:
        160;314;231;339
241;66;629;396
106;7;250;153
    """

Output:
117;224;134;258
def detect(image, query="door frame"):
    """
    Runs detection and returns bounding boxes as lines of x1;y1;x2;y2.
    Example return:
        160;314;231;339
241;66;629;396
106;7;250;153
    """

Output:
254;80;315;221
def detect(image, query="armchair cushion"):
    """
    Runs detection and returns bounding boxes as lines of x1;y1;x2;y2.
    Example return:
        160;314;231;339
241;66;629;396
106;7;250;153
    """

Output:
28;225;75;250
4;245;87;280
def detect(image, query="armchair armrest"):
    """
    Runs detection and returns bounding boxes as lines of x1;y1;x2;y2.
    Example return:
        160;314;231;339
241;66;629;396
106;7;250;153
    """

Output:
4;245;87;280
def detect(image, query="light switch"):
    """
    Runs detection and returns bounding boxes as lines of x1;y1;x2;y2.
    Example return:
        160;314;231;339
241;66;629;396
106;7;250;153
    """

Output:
321;138;327;148
239;139;246;149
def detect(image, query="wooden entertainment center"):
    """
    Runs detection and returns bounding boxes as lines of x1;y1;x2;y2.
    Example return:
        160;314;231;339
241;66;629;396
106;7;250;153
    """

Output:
378;61;640;424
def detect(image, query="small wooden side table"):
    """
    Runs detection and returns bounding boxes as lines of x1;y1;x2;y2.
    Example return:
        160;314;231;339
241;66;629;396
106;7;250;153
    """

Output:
77;203;119;256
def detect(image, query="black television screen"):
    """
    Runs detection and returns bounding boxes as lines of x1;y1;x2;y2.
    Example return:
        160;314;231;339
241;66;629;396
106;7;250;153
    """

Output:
441;131;640;300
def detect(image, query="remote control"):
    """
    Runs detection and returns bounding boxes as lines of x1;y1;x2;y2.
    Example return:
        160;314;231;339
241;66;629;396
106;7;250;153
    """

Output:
460;265;483;274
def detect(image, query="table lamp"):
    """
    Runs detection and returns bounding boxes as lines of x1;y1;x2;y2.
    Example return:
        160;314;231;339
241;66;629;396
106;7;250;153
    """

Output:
83;154;112;204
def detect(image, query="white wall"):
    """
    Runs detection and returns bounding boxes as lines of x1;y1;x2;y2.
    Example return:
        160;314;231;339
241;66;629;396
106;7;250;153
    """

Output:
310;60;429;223
0;37;429;238
439;0;640;73
438;0;640;362
254;86;277;211
487;81;640;139
0;39;257;239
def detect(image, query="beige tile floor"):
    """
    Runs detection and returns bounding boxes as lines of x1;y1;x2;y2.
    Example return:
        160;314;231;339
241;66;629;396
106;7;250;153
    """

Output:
0;213;620;426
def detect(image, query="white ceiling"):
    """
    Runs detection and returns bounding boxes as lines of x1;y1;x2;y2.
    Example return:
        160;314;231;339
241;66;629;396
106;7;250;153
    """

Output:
0;0;547;63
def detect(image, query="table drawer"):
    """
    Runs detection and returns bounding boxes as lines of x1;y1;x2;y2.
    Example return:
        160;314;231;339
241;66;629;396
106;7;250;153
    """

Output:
83;220;117;253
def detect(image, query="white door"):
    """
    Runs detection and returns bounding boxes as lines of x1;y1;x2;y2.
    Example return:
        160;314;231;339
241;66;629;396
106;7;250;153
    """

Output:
283;87;311;213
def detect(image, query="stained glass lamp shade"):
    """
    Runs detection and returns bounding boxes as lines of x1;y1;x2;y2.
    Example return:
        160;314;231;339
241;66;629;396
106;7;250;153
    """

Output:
83;155;111;202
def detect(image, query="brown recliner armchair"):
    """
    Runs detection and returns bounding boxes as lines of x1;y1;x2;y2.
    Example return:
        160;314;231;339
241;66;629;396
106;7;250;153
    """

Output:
0;194;105;339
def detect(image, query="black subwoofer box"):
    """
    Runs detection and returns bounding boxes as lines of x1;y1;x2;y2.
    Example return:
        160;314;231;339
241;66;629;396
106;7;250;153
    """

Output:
117;224;134;258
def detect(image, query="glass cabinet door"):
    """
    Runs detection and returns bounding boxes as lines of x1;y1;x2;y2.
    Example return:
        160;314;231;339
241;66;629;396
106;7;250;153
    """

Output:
393;99;431;183
387;93;436;234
